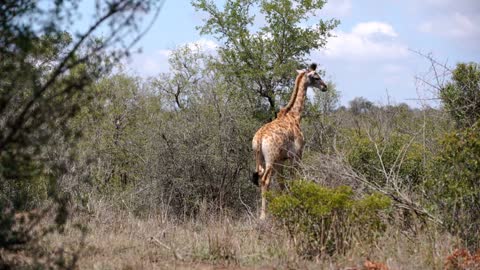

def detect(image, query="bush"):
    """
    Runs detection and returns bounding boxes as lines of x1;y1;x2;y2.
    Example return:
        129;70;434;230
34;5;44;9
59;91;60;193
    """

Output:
427;121;480;250
346;132;425;187
267;180;391;258
70;68;260;217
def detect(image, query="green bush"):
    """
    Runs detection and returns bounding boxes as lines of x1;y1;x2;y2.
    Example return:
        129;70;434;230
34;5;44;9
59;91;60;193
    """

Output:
440;62;480;128
346;132;425;187
267;180;391;258
427;121;480;249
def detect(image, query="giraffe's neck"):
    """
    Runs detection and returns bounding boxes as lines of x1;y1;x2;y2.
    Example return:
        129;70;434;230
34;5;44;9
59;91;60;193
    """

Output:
288;76;307;120
282;72;303;113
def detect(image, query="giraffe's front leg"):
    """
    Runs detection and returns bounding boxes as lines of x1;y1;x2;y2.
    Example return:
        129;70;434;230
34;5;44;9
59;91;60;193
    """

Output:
274;162;287;191
291;134;305;178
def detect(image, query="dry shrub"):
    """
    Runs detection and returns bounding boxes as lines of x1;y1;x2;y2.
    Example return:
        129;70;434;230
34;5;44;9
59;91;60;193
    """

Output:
445;249;480;270
363;259;389;270
204;223;238;263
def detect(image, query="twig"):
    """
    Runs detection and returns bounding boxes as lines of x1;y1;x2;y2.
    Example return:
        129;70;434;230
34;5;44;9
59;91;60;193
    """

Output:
150;236;184;261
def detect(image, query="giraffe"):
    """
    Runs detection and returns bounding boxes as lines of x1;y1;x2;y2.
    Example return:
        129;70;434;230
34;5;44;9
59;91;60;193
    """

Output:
252;63;327;220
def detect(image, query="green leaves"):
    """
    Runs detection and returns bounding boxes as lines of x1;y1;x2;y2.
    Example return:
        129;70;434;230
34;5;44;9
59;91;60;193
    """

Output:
428;62;480;249
268;180;391;257
346;132;426;187
0;1;164;267
440;62;480;128
428;121;480;249
192;0;338;115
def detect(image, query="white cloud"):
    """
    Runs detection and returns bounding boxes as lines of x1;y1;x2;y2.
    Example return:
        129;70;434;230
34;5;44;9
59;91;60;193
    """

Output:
418;22;433;33
419;0;480;12
352;22;398;37
187;38;218;51
319;0;352;18
157;49;172;57
419;12;479;39
410;0;480;42
317;22;408;61
127;49;171;77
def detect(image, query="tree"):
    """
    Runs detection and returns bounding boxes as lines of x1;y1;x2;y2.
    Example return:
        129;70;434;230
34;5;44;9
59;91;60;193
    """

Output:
192;0;338;116
432;62;480;250
349;97;374;115
440;62;480;128
0;0;163;267
428;121;480;250
312;81;340;115
152;44;212;110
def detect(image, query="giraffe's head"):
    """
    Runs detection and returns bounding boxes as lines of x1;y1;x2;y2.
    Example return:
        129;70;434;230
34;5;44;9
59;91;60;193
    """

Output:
297;63;328;92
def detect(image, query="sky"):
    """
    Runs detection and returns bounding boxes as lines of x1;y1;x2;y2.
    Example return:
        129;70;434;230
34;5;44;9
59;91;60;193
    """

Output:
120;0;480;107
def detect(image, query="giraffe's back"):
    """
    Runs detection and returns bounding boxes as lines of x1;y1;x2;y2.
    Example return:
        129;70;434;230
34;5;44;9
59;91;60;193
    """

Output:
253;115;303;164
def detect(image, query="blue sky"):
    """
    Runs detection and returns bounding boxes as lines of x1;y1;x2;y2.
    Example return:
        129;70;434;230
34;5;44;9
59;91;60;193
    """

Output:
123;0;480;106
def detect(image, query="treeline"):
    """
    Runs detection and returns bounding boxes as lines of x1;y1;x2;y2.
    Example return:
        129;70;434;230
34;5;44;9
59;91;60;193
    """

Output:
5;42;480;246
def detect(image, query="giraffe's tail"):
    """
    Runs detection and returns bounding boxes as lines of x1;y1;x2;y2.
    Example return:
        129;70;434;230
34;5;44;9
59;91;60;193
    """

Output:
252;139;263;187
252;172;259;186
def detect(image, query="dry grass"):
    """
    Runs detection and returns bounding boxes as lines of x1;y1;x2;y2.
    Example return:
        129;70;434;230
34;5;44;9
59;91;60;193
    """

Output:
39;200;461;270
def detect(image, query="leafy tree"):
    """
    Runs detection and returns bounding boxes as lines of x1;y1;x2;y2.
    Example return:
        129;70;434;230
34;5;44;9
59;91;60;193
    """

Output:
83;73;148;188
349;96;374;115
440;62;480;128
312;81;340;115
428;121;480;250
431;62;480;249
192;0;338;116
0;0;163;267
152;44;213;110
0;0;163;205
69;45;260;216
302;82;340;153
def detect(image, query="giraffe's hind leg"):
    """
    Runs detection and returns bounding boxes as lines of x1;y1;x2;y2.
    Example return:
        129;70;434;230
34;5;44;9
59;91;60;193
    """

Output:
259;165;273;220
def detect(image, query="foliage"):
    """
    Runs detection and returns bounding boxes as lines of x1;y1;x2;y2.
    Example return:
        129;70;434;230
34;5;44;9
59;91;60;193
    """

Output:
73;73;151;190
268;180;391;258
440;62;480;128
302;82;340;153
0;0;163;268
152;44;213;110
192;0;338;116
72;47;260;216
349;97;375;115
346;131;425;187
311;81;340;115
0;32;95;208
427;121;480;250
